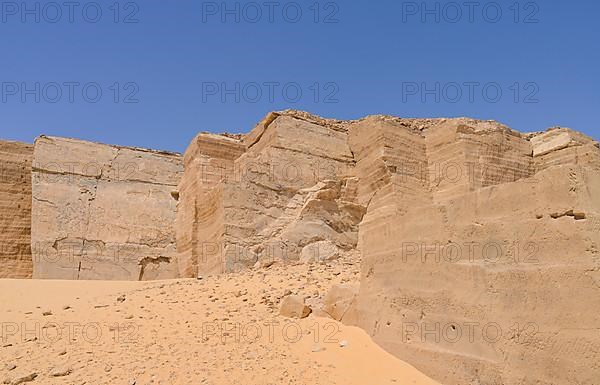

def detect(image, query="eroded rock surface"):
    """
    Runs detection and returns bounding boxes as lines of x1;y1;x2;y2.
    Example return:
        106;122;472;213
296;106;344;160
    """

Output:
322;283;359;324
175;133;245;277
2;110;599;384
353;120;600;385
174;112;600;384
177;111;364;277
0;140;33;278
31;136;183;280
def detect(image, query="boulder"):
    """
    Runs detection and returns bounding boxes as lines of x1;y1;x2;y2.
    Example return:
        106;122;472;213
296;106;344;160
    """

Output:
279;295;312;319
322;284;359;324
300;240;340;263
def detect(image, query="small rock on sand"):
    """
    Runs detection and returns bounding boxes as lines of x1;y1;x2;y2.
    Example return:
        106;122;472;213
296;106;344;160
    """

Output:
50;367;72;377
10;372;37;384
279;295;312;319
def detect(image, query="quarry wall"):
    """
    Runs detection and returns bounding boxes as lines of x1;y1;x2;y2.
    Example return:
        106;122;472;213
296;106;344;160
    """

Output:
31;136;183;280
1;112;599;384
0;140;33;278
353;121;600;385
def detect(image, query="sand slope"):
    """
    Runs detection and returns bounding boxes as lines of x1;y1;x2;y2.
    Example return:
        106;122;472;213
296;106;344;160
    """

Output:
0;257;439;385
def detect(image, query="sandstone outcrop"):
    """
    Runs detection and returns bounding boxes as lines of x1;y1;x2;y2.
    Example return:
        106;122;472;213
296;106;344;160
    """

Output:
353;120;600;385
0;140;33;278
31;136;183;280
175;133;245;277
1;110;598;384
171;112;599;384
177;111;364;277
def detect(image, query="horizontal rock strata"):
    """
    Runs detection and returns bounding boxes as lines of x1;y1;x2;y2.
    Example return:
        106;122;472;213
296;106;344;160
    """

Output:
177;111;364;277
353;120;600;385
31;136;183;280
0;140;33;278
2;110;599;385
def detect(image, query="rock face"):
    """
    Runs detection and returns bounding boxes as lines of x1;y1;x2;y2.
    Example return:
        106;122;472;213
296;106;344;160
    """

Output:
353;120;600;385
0;140;33;278
173;112;599;383
175;133;245;277
2;110;599;384
177;111;364;277
31;136;183;280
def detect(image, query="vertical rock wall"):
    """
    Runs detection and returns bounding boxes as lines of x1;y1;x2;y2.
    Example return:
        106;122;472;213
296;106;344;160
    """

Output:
5;111;597;383
0;140;33;278
353;120;600;385
220;112;357;271
175;133;246;277
178;111;363;277
31;136;183;280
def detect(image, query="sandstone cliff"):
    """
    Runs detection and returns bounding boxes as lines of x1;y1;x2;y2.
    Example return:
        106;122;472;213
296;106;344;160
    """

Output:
353;120;600;385
1;111;598;384
175;132;245;277
31;136;183;280
177;111;364;277
0;140;33;278
176;112;600;384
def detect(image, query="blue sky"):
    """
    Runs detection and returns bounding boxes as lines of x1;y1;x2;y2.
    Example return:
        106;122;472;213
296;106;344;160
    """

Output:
1;0;598;152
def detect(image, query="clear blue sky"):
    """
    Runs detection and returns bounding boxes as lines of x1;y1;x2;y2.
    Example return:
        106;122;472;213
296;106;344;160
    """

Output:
1;0;598;153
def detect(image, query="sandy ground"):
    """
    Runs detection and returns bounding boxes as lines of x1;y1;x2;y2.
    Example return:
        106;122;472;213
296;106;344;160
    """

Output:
0;256;439;385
